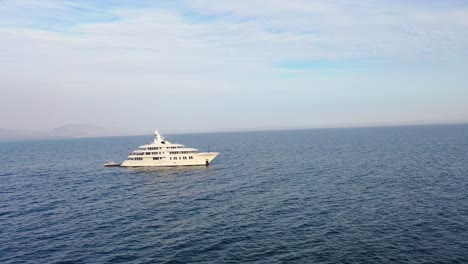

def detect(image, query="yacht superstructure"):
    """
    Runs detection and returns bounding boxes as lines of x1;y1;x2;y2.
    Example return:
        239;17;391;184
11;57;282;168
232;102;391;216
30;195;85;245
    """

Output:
119;131;219;167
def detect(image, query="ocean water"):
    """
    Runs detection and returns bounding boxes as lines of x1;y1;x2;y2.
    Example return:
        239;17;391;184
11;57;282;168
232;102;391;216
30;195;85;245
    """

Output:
1;124;468;263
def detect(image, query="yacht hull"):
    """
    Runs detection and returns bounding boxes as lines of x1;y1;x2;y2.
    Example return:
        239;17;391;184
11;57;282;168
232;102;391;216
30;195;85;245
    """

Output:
120;152;219;167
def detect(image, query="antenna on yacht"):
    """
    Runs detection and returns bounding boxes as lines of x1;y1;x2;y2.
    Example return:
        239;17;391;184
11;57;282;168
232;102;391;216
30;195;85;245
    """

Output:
154;130;164;143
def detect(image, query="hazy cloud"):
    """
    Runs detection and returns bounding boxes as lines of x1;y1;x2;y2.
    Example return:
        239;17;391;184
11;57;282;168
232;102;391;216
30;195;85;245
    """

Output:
1;0;467;132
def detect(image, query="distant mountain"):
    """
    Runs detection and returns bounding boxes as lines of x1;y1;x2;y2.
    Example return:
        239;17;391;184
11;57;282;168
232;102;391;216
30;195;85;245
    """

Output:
0;128;48;141
50;124;140;138
0;124;145;141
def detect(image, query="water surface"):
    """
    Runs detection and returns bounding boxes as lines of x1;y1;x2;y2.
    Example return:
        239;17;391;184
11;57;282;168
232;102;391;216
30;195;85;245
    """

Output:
1;125;468;263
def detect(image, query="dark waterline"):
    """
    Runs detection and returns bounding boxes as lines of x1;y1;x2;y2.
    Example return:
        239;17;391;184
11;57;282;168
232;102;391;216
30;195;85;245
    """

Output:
1;124;468;263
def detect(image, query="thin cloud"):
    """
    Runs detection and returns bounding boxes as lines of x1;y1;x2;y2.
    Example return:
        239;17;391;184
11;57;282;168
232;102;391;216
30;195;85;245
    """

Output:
0;0;467;131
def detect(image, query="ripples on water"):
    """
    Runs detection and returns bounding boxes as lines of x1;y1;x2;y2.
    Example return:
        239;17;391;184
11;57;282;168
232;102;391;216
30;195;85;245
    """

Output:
1;124;468;263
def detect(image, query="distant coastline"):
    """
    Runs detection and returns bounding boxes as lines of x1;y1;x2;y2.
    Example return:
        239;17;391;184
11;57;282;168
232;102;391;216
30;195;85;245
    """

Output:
0;124;145;142
1;122;467;142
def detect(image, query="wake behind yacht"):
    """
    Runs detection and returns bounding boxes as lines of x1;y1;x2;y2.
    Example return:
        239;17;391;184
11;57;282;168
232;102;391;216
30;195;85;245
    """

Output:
119;131;219;167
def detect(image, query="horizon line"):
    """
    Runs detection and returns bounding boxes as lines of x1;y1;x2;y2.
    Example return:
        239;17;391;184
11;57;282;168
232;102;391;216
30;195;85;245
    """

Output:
1;121;467;143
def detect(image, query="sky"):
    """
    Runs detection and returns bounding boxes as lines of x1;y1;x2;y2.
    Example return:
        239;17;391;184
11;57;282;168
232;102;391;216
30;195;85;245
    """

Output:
1;0;468;133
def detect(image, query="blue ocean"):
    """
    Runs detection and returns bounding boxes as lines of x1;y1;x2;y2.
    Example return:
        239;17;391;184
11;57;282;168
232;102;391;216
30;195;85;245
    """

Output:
1;124;468;263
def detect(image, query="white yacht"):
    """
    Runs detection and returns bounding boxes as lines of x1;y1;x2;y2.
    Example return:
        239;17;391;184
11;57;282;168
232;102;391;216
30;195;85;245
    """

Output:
119;131;219;167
